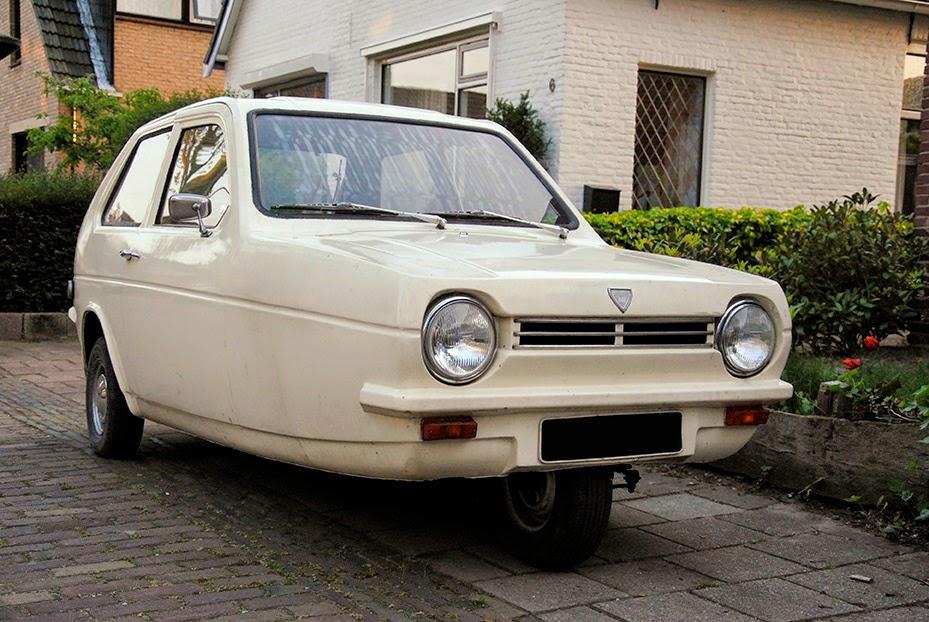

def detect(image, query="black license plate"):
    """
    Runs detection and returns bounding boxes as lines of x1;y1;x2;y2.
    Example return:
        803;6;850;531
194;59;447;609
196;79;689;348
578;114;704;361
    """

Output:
540;412;682;462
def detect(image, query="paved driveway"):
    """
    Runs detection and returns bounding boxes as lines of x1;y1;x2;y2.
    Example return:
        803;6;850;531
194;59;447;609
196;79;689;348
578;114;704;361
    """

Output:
1;339;927;622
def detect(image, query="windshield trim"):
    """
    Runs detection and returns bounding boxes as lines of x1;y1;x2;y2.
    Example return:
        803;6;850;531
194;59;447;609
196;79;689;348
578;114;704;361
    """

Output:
245;109;579;230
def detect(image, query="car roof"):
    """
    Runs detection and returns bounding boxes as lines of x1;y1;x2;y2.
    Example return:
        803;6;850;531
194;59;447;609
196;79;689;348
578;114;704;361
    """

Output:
134;96;500;136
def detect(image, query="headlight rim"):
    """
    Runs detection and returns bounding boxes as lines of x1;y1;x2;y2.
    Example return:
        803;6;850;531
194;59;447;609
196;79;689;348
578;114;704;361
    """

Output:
421;294;498;385
716;300;776;378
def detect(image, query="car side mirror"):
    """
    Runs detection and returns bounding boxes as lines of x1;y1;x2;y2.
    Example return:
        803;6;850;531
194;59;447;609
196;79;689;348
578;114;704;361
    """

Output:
168;193;213;238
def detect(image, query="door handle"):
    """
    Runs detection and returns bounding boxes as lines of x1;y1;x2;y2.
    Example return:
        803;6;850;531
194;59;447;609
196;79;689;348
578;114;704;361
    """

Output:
119;249;141;261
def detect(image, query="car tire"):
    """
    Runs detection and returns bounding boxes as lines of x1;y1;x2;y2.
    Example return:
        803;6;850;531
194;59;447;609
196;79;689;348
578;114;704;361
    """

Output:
85;336;144;458
499;467;612;570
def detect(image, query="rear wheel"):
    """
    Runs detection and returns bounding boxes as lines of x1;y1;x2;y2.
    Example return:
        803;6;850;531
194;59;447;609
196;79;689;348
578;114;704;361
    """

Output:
500;467;612;569
85;337;144;458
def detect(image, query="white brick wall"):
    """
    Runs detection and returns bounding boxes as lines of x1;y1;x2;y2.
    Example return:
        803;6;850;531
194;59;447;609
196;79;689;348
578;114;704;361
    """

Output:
223;0;567;174
561;0;909;209
222;0;911;210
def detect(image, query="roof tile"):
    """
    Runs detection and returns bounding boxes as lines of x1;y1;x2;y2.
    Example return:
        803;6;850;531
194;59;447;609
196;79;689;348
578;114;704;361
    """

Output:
32;0;95;80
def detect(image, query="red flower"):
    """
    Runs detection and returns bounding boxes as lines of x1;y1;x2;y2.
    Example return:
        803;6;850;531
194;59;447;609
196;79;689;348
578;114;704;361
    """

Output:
863;335;880;351
842;357;863;370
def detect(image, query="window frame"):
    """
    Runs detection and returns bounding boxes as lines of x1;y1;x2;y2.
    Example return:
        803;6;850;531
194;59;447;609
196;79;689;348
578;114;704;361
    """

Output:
155;122;232;231
100;128;173;228
114;0;217;28
254;74;328;99
379;33;490;117
9;0;21;66
245;109;579;231
897;52;925;212
632;68;708;209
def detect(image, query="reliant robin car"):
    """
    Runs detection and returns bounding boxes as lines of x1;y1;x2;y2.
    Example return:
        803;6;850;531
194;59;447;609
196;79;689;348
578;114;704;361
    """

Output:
70;97;793;569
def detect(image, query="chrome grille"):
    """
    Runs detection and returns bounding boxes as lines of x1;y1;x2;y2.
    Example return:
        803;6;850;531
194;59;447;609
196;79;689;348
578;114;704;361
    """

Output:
513;318;715;349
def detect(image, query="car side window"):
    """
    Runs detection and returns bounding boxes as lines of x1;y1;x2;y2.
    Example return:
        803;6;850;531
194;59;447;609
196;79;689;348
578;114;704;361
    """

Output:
158;124;230;228
102;131;171;226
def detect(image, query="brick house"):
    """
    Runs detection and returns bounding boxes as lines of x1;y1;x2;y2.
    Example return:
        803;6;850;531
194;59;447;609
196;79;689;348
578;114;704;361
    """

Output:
0;0;224;173
205;0;929;221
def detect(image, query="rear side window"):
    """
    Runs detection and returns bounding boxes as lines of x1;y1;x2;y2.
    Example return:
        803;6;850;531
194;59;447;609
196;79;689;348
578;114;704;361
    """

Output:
102;131;171;226
158;124;230;228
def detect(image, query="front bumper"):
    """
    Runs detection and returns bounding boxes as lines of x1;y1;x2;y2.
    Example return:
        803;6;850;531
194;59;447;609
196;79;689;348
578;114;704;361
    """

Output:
350;379;792;479
360;379;793;417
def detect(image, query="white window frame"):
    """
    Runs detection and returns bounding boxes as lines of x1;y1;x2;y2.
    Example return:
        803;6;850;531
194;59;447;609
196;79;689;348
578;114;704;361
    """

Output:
633;64;713;209
379;33;491;117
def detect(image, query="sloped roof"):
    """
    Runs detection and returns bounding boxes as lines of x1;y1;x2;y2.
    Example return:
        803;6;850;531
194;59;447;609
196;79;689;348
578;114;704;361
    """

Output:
32;0;95;80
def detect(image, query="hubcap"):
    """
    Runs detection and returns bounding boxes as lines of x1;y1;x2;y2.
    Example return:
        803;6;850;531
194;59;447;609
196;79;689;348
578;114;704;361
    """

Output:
90;370;108;436
504;471;557;532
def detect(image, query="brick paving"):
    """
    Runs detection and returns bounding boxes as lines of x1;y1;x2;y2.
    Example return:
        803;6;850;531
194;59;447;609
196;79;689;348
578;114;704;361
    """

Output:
1;339;928;622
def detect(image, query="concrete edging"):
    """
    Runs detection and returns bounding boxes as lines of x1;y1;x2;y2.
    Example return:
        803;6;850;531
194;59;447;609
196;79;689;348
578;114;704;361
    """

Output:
0;313;77;341
713;410;929;506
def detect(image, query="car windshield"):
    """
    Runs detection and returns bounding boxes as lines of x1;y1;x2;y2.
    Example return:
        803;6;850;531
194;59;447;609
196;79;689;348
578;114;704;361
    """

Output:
251;114;571;225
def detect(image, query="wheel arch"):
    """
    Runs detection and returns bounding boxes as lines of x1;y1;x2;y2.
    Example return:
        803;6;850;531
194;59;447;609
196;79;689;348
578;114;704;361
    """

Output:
80;306;138;412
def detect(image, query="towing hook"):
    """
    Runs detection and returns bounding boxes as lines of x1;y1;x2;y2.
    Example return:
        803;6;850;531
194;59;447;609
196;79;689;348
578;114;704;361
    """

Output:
612;465;641;494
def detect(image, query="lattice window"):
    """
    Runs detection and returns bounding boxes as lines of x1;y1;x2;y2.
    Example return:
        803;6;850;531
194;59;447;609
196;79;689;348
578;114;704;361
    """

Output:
633;71;706;209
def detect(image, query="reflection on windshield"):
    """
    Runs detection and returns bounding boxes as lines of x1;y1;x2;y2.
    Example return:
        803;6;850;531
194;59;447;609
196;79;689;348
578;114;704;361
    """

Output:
253;114;566;224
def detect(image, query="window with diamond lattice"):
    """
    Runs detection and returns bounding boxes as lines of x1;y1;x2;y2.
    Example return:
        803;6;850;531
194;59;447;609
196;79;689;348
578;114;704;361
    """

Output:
633;71;706;209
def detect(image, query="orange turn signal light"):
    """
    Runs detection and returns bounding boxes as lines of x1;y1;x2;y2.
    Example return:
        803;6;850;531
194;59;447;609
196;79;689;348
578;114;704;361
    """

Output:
421;416;478;441
725;405;769;426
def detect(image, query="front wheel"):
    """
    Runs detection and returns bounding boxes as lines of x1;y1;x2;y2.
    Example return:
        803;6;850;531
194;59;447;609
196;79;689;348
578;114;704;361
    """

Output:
85;337;144;458
499;467;612;570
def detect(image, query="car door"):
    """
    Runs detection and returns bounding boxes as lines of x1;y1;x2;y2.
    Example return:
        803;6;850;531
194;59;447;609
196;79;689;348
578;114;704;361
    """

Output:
91;129;174;399
112;115;238;423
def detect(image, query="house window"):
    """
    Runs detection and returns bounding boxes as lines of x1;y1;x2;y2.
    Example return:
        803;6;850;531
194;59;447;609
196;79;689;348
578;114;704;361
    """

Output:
12;132;43;173
633;70;706;209
897;53;925;215
381;37;489;119
254;75;327;99
189;0;221;25
115;0;219;25
9;0;21;66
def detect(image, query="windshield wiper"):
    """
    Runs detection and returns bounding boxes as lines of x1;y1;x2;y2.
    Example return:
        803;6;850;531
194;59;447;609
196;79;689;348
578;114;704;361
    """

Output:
431;210;568;239
271;202;447;230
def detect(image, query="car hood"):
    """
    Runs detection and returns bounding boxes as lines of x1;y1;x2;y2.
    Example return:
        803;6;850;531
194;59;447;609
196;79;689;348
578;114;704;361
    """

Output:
317;228;758;283
305;227;788;321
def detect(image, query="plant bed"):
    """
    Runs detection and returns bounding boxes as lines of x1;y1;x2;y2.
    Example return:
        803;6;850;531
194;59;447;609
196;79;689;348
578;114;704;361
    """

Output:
714;409;929;506
716;348;929;517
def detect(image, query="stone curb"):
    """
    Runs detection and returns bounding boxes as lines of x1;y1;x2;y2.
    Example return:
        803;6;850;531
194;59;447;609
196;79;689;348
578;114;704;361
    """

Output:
713;409;929;506
0;313;77;341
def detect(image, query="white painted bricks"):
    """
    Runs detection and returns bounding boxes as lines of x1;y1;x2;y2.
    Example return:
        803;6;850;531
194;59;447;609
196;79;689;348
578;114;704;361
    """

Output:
221;0;910;211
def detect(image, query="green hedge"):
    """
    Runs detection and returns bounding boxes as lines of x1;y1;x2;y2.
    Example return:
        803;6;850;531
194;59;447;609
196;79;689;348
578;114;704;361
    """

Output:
585;192;929;354
0;172;99;312
585;205;810;269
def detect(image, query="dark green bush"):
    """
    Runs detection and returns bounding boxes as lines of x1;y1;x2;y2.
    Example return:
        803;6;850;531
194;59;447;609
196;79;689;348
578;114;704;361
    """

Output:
486;91;549;163
585;190;929;354
0;171;99;312
769;191;928;353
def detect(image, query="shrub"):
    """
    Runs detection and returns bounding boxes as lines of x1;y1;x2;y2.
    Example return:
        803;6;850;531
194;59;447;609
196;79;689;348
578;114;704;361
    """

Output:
586;205;809;269
486;91;549;163
585;190;929;354
767;191;928;353
28;75;219;171
0;171;100;312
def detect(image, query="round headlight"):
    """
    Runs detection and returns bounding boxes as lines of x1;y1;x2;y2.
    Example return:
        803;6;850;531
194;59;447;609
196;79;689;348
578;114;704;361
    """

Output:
422;296;497;384
716;301;776;377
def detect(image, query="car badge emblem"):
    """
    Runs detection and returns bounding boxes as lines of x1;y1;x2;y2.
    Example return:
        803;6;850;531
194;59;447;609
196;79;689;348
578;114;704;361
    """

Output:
608;288;633;313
